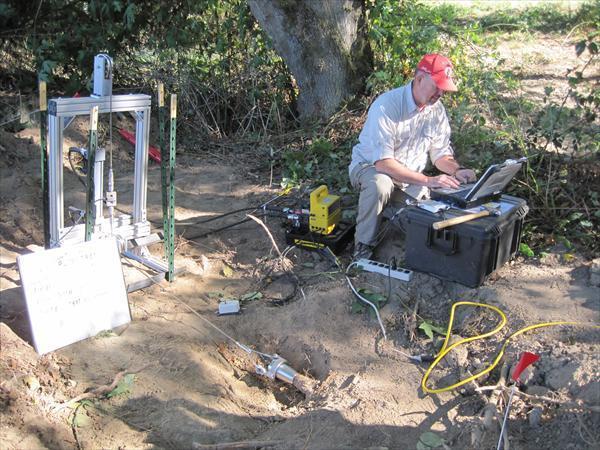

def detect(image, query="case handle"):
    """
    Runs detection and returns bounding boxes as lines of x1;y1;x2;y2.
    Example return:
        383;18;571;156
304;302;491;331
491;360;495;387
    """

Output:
426;228;459;256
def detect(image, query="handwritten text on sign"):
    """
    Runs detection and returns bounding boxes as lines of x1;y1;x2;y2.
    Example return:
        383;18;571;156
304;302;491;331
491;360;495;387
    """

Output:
17;238;131;354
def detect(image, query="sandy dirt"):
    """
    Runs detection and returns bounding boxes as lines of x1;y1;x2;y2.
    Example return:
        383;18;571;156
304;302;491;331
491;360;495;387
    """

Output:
1;34;599;450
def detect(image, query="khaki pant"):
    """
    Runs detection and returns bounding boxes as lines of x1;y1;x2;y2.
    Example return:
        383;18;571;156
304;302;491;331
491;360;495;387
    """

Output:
349;164;417;246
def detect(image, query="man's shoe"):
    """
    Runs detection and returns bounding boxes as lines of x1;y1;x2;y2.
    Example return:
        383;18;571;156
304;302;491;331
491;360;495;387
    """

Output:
353;242;374;261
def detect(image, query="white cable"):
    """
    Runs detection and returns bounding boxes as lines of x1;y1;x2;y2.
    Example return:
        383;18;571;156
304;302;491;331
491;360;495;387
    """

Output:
497;385;516;450
345;261;387;340
281;245;295;258
246;215;306;302
175;299;275;359
127;260;276;361
57;210;85;244
0;108;42;127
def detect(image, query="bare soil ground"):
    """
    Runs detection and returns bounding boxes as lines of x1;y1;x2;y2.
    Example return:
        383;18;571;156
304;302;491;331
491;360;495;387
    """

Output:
1;32;599;450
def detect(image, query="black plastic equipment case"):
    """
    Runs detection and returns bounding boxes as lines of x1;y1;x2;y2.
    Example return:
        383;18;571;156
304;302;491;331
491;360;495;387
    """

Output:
399;195;528;287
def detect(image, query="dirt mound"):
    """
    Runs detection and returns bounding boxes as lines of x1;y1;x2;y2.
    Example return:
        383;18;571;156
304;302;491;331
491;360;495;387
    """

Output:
0;323;77;449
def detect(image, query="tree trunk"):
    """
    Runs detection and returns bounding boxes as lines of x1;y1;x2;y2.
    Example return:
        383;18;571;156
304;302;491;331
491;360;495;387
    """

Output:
247;0;373;121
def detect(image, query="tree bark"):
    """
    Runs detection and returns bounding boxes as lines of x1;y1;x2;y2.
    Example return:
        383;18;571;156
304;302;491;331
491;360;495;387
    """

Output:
247;0;373;121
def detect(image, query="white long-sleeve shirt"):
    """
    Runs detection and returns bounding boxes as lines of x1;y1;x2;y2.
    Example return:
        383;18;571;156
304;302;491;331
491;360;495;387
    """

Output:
349;81;454;197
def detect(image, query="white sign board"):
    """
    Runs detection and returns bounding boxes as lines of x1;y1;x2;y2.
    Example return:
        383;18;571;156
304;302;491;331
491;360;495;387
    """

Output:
17;238;131;354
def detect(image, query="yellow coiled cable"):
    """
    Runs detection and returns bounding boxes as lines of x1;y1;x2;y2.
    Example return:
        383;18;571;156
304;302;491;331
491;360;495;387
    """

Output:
421;301;598;395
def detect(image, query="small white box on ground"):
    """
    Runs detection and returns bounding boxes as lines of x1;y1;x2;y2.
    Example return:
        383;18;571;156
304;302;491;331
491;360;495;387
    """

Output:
218;300;240;315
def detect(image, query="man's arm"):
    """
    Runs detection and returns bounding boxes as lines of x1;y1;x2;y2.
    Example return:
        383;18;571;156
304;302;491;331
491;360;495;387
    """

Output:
434;155;476;184
374;158;460;189
427;105;476;184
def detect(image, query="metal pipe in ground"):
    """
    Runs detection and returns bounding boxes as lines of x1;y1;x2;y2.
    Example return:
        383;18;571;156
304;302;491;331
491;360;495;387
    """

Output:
218;344;317;397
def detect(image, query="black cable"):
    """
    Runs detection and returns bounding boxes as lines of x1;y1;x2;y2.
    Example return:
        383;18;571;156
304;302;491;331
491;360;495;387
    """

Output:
184;205;297;241
253;245;300;307
67;148;88;188
177;207;261;226
181;197;294;240
386;256;396;305
184;217;254;240
259;271;299;307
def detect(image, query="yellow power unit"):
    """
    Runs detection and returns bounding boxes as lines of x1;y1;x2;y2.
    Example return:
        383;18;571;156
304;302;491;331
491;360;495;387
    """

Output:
309;185;341;235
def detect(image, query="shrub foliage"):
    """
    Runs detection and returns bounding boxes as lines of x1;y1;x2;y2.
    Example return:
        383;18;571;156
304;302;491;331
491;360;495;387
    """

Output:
0;0;598;254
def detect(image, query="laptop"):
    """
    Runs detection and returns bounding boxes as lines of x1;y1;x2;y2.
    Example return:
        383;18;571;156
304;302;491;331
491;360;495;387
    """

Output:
430;157;526;208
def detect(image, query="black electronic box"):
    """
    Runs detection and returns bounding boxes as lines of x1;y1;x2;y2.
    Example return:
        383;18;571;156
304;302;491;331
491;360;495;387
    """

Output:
399;195;529;287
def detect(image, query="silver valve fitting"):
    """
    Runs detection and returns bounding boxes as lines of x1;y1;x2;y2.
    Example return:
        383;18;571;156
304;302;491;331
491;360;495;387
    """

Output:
255;355;298;385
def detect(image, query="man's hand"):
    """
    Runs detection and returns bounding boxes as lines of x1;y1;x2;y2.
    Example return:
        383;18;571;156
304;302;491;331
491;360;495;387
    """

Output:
434;157;477;185
426;174;461;189
454;168;477;184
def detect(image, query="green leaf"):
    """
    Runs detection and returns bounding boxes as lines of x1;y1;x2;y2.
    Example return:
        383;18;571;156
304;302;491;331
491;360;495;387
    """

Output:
419;322;434;340
355;289;387;318
39;60;57;81
240;291;262;301
357;288;384;302
301;262;315;268
558;236;573;249
519;243;535;258
357;289;387;307
419;321;446;340
107;373;135;398
351;300;366;314
207;292;223;299
419;431;444;448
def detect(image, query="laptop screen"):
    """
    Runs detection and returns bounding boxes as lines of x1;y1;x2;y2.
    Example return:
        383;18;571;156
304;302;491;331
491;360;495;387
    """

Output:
465;158;526;201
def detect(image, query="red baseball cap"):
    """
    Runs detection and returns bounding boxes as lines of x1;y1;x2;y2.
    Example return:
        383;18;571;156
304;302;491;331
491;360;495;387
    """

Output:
417;54;457;92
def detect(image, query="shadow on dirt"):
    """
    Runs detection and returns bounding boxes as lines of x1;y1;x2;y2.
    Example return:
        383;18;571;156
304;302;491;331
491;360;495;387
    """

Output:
0;286;32;344
113;394;437;449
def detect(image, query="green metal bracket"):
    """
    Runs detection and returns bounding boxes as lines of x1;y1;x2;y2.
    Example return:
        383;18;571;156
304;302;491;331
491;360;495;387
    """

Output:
158;84;176;281
39;80;50;248
166;94;177;281
158;84;169;260
85;106;99;241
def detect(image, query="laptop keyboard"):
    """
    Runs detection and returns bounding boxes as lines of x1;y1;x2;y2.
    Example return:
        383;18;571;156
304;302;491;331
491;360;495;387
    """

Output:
440;183;475;197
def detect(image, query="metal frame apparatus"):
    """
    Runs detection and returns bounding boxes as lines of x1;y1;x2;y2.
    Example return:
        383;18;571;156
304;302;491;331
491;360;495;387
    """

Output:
47;94;152;248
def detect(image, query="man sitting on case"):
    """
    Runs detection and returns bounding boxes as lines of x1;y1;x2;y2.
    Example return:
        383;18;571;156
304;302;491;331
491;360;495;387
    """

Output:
349;53;476;260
